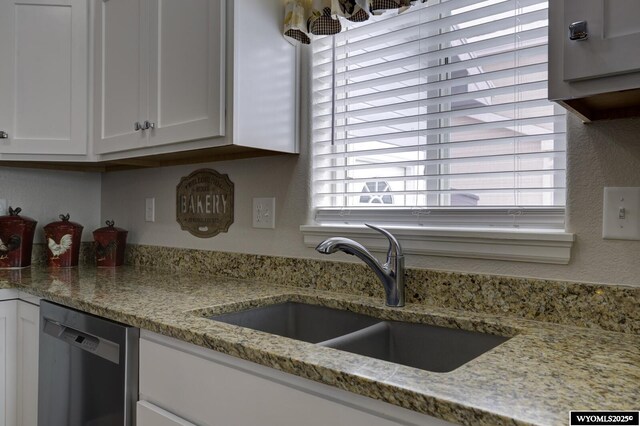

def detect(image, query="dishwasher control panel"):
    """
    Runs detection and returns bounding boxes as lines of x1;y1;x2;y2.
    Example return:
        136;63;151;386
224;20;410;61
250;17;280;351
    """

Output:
62;328;99;352
42;317;121;364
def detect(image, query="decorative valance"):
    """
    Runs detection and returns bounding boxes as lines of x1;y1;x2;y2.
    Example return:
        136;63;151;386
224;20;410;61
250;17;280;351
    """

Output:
284;0;426;45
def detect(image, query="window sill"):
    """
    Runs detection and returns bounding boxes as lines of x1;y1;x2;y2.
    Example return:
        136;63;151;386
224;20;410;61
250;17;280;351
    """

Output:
300;225;575;264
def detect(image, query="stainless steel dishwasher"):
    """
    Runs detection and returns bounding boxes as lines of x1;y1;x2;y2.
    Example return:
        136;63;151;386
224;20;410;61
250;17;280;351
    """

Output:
38;300;139;426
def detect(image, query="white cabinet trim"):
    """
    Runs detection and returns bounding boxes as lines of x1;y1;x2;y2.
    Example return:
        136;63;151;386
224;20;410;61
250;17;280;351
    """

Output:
301;225;575;264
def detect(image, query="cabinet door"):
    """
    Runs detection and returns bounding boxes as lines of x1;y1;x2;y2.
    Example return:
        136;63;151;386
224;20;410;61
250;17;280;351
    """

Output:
0;0;88;155
147;0;225;148
0;301;17;426
16;302;39;426
140;334;456;426
137;401;197;426
563;0;640;81
94;0;149;154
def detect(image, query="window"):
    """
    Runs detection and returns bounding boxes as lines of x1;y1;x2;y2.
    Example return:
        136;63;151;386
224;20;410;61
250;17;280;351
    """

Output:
311;0;566;230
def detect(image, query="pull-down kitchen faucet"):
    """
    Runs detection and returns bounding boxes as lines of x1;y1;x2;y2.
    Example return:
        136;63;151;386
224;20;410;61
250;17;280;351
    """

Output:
315;224;405;307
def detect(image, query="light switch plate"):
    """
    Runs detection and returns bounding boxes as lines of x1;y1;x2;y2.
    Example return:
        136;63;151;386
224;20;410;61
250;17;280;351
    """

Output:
253;198;275;229
145;198;155;222
603;187;640;240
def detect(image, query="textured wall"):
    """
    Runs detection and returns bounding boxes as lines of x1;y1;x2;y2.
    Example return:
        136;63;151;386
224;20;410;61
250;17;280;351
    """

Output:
0;167;102;241
102;154;311;255
99;46;640;287
101;114;640;287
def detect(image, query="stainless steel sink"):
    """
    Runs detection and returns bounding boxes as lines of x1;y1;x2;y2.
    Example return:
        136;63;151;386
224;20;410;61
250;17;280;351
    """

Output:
322;320;509;372
209;302;509;372
209;302;379;343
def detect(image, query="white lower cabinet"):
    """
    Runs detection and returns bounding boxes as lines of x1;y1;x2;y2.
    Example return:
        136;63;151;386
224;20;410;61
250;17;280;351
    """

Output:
16;302;39;426
137;401;197;426
0;299;39;426
0;301;17;426
139;331;457;426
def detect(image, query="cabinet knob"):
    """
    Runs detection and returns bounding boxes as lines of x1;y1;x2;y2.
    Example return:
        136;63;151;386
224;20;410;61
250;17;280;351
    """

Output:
134;122;142;131
0;131;8;139
143;121;155;130
569;21;588;41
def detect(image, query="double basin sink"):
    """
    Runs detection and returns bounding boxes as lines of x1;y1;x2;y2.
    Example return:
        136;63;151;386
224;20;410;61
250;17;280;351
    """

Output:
210;302;509;373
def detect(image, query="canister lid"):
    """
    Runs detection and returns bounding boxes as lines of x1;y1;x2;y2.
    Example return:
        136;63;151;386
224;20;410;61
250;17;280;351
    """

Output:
0;207;37;226
44;214;84;232
93;220;128;236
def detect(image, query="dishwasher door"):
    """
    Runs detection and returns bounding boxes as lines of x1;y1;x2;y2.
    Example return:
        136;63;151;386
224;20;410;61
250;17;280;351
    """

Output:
38;300;138;426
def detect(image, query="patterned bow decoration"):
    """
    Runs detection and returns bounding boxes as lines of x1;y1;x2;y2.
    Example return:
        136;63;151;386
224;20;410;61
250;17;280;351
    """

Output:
284;0;425;45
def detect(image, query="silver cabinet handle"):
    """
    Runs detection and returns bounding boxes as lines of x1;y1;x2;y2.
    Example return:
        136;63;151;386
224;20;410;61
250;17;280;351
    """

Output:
569;21;588;41
134;122;143;131
0;131;8;139
143;121;155;130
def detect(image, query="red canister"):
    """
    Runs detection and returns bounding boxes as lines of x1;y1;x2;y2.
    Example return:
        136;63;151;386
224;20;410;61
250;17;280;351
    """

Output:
0;207;37;269
44;214;83;268
93;220;128;267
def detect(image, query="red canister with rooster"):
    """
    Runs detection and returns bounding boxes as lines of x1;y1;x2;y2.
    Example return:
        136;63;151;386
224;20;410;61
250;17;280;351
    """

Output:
93;220;127;267
44;214;83;267
0;207;37;269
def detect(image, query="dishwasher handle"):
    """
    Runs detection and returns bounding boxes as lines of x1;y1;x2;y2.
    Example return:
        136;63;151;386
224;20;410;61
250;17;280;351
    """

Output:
42;317;121;364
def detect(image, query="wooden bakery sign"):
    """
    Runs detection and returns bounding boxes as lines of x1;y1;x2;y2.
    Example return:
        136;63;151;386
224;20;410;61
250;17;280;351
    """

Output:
176;169;234;238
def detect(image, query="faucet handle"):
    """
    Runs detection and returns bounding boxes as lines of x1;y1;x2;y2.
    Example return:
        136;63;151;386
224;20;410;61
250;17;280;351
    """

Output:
365;224;403;258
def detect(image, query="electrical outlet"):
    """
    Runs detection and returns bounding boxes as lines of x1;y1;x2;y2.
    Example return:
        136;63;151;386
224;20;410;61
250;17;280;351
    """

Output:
0;199;6;216
253;198;275;229
145;198;155;222
603;187;640;240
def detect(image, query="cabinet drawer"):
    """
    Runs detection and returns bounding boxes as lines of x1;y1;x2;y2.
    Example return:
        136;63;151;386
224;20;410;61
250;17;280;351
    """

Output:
137;401;197;426
140;332;456;426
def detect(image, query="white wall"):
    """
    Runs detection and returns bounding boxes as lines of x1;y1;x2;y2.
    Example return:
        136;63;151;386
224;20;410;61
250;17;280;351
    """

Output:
0;167;101;241
101;112;640;287
99;44;640;287
102;154;310;255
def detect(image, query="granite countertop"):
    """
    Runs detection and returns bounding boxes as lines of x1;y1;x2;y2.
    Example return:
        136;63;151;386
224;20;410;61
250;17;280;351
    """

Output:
1;266;638;426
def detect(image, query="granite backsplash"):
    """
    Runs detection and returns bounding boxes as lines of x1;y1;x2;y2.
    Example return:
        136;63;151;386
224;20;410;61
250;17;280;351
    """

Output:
123;244;640;335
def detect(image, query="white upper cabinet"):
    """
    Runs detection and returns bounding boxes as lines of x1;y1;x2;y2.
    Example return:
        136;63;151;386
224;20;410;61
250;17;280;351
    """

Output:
0;0;88;156
0;0;297;166
96;0;298;162
147;0;225;148
561;0;640;82
549;0;640;120
94;0;225;155
230;0;298;154
93;0;148;154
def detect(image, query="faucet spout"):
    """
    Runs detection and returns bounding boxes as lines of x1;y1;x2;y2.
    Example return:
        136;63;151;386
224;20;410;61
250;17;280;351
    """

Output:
315;225;405;307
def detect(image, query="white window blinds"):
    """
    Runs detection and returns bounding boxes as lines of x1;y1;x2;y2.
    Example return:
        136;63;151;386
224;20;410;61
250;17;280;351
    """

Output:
311;0;566;229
